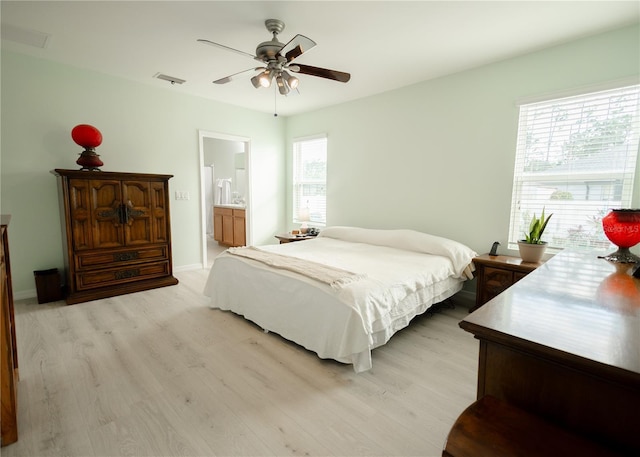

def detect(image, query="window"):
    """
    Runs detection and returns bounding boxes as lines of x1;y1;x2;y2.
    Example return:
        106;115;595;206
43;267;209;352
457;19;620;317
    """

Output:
508;84;640;251
293;135;327;226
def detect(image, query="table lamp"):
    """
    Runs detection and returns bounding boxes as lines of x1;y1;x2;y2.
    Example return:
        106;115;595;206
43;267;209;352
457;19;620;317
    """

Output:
298;207;310;234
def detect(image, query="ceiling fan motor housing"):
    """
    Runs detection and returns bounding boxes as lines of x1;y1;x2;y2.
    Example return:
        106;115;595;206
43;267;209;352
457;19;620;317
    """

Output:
256;40;283;61
256;19;285;61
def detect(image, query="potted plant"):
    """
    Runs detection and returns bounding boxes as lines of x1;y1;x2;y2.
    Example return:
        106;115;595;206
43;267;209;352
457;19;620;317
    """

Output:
518;208;553;263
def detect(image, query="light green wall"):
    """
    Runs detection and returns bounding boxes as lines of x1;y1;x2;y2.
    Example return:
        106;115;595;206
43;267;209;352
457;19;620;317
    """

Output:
2;24;639;298
285;24;640;259
1;51;285;297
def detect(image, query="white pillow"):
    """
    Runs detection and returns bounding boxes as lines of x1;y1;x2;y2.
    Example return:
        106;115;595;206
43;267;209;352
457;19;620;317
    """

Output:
319;226;477;278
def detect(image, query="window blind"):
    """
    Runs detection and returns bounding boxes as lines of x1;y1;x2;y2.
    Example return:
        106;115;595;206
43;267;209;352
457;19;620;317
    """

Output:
293;135;327;226
508;84;640;251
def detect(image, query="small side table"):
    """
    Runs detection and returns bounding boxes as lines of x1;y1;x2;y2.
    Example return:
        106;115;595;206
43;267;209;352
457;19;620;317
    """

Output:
471;254;543;312
275;233;317;244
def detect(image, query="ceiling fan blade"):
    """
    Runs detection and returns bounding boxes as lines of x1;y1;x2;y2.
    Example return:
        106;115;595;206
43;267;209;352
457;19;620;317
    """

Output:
278;34;317;62
290;64;351;83
213;67;263;84
197;39;257;60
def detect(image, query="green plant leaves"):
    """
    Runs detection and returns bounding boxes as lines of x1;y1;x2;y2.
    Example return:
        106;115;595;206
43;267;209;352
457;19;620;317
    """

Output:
523;208;553;244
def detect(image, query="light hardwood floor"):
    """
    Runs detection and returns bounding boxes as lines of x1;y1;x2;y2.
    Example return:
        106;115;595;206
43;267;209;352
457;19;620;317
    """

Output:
4;264;479;457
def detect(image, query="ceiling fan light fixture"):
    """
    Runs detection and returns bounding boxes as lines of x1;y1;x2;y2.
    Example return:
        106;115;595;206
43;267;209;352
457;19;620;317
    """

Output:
282;71;299;89
276;74;290;95
250;74;262;88
258;70;273;88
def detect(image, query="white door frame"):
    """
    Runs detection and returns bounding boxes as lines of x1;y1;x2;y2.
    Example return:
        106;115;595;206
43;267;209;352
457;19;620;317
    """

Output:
198;129;252;267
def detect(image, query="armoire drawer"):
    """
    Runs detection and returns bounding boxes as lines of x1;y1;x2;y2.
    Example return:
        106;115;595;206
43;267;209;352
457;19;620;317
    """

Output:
75;245;169;270
75;261;170;290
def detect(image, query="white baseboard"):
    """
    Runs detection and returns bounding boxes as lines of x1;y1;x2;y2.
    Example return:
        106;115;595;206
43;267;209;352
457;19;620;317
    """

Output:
14;289;37;300
174;263;206;272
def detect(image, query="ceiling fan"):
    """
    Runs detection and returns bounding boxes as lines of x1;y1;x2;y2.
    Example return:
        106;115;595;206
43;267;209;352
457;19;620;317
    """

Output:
198;19;350;96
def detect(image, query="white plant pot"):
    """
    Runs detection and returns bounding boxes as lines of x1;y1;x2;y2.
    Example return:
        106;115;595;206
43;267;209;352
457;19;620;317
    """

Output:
517;241;547;263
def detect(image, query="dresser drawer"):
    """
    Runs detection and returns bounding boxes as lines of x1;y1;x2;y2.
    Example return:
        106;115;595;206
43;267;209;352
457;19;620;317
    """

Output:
75;261;171;290
75;245;169;270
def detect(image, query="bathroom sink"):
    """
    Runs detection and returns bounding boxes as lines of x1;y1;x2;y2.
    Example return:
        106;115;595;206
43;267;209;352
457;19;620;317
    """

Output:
215;203;245;209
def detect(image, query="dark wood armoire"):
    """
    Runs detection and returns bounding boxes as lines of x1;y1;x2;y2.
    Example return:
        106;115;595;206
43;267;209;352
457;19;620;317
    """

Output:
52;169;179;305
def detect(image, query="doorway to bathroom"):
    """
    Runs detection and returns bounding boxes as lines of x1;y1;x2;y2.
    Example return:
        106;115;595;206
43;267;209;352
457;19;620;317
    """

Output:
198;130;251;267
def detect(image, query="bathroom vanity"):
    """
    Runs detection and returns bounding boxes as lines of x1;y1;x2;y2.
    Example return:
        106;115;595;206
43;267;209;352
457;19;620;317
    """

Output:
213;205;246;247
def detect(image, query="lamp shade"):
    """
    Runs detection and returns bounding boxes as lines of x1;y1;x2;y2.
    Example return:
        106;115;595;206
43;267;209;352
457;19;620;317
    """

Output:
285;72;299;89
71;124;102;148
258;70;272;88
298;207;310;222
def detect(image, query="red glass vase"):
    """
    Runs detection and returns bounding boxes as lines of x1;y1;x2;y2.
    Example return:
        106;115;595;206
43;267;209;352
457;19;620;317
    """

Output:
601;209;640;264
71;124;102;148
71;124;103;171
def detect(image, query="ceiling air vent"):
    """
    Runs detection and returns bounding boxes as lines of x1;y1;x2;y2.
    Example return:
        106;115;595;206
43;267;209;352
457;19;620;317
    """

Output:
1;24;51;48
154;73;186;85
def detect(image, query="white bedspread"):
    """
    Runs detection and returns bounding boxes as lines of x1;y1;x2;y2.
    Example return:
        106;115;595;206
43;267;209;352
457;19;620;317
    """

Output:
204;228;477;372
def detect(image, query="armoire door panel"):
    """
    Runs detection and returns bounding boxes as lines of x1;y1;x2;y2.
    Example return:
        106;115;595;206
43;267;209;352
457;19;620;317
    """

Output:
90;180;124;249
151;182;168;243
125;217;152;245
94;217;124;249
122;181;153;245
122;181;151;208
69;179;93;250
152;214;167;243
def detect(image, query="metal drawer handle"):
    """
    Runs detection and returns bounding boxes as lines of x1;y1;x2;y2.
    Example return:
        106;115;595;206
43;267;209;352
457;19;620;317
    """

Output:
114;269;140;280
113;252;140;262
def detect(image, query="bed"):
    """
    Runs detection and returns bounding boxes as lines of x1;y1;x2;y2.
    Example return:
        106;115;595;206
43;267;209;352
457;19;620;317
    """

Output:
203;226;477;372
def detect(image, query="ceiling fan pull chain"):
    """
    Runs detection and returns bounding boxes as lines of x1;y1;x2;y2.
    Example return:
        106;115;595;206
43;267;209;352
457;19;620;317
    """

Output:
274;84;278;117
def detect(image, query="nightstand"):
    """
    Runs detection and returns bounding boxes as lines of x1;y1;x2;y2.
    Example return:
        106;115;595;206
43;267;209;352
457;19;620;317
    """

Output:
275;233;317;244
471;254;543;312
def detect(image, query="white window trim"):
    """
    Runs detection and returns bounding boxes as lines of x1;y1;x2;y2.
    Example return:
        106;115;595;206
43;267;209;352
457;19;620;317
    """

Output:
293;134;328;227
508;83;640;252
515;76;640;106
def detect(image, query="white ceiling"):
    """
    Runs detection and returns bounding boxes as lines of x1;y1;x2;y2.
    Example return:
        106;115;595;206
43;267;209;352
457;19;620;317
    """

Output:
2;1;638;116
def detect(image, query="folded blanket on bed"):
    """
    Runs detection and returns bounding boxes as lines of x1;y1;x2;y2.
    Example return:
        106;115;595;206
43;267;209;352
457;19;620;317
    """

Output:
227;246;367;289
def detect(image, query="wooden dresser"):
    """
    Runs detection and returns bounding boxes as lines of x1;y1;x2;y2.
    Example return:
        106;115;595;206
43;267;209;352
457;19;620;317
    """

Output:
52;169;179;305
1;215;18;446
458;250;640;455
